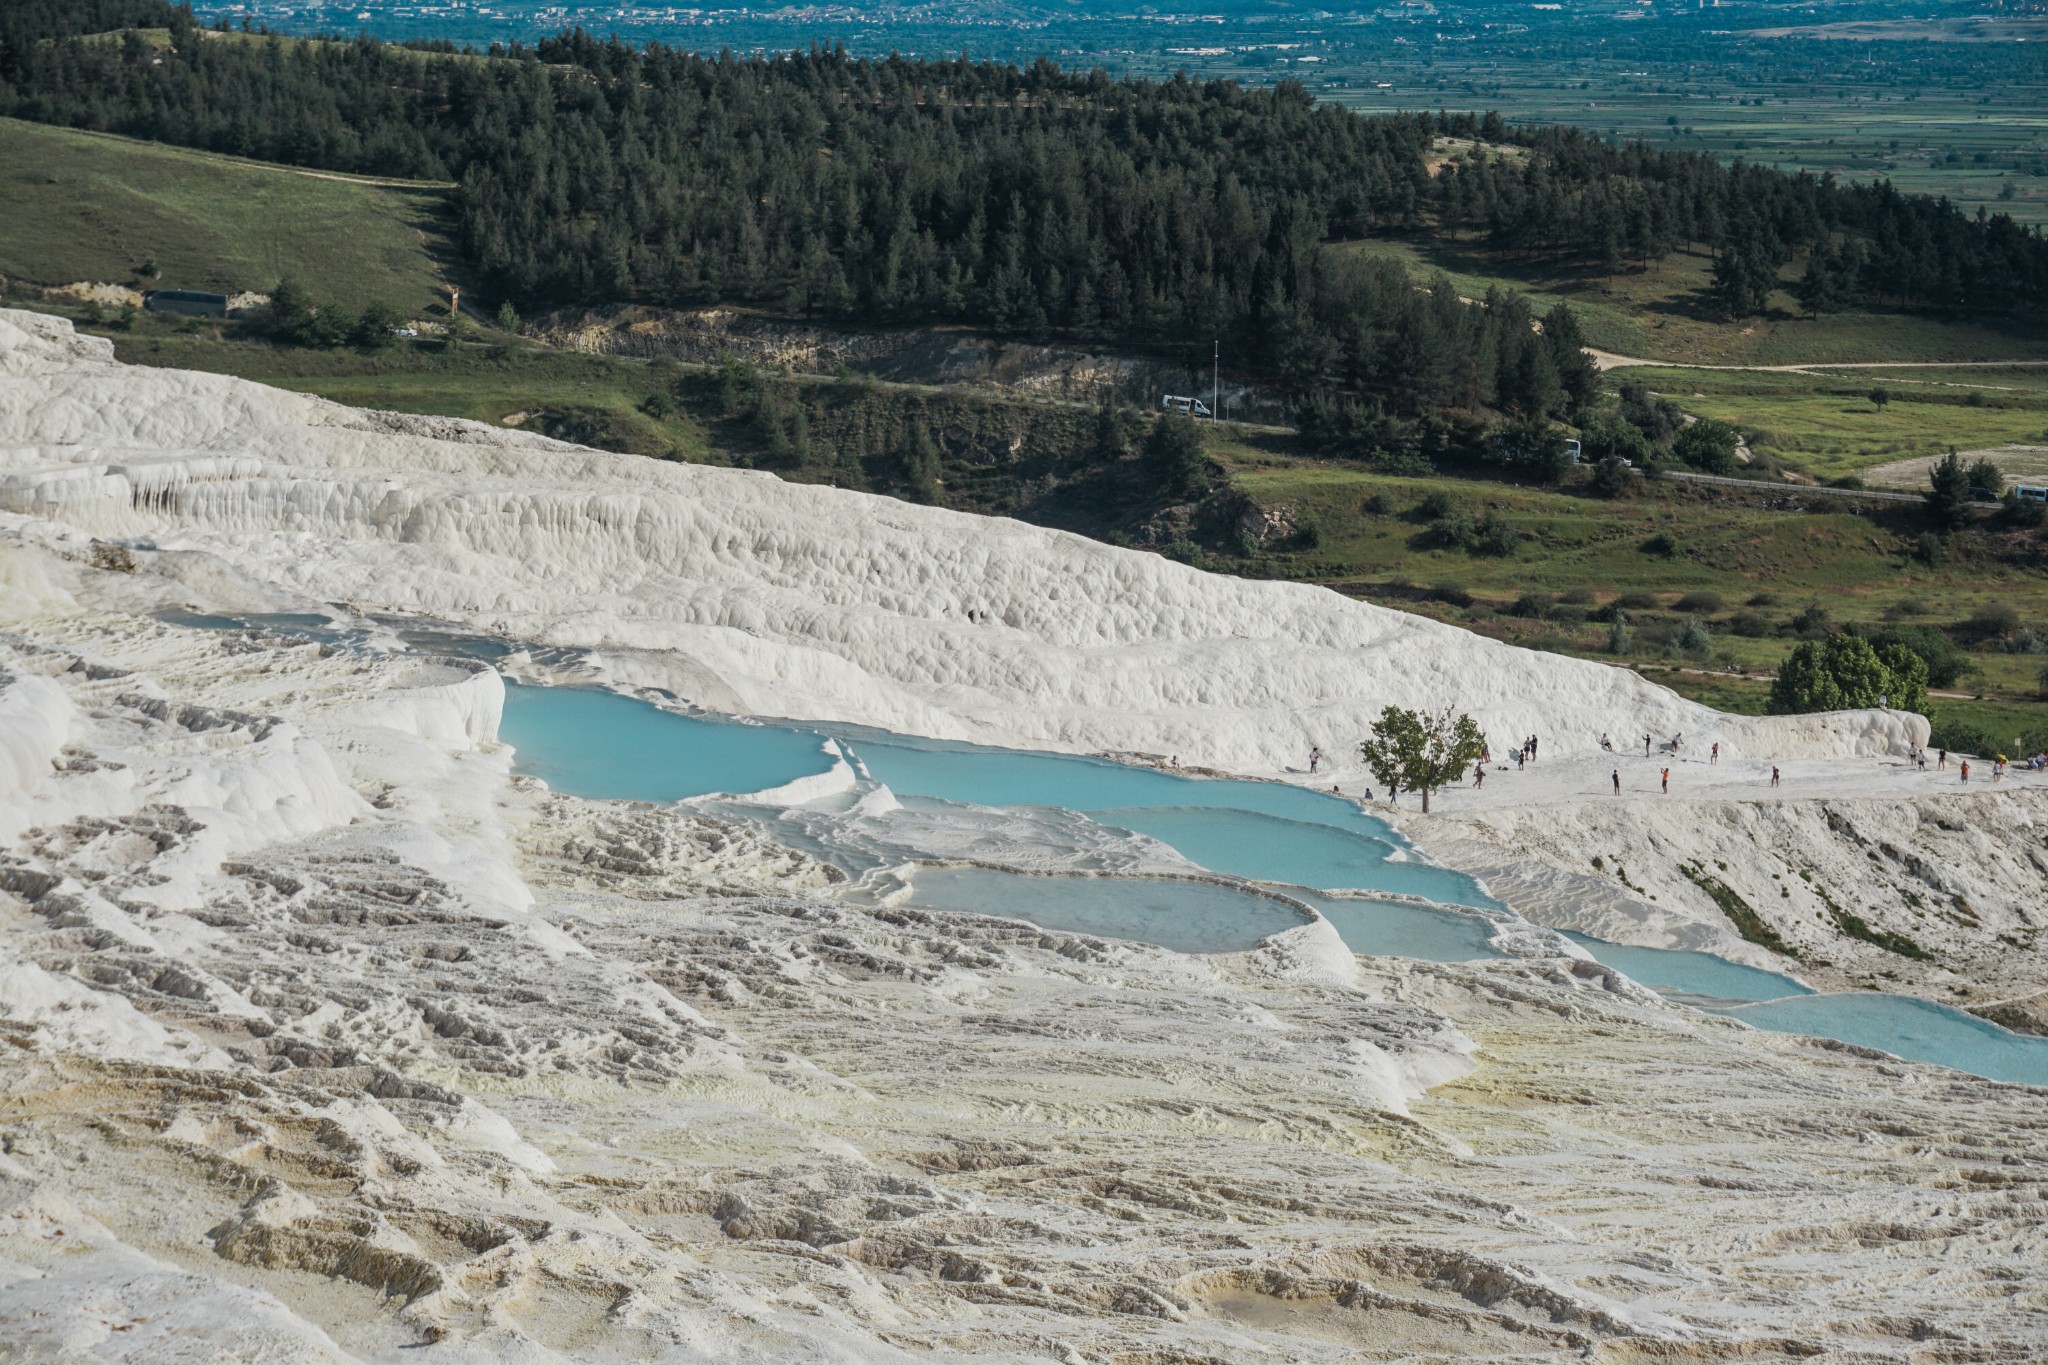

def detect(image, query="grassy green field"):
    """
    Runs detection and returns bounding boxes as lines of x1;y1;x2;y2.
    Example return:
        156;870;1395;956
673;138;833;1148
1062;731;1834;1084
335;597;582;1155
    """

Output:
1620;366;2048;480
0;118;452;315
1212;431;2048;739
1338;236;2048;368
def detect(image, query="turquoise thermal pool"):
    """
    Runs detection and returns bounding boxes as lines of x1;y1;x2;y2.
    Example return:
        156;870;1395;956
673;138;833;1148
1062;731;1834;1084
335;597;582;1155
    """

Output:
393;675;2048;1085
489;680;2048;1083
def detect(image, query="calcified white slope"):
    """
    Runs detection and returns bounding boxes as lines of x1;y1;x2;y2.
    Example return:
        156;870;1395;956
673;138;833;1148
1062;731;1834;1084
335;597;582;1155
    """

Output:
0;309;1917;771
2;311;2047;1363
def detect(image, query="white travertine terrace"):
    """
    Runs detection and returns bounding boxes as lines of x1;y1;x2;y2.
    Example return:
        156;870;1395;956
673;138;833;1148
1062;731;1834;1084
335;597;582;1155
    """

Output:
2;309;2044;1363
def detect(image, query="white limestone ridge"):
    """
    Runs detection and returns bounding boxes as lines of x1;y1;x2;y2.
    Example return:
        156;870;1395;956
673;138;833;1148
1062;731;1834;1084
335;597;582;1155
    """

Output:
4;308;2045;1365
0;308;1919;770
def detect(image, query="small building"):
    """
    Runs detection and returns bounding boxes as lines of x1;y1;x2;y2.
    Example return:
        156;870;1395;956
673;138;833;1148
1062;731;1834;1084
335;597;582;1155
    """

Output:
143;289;229;317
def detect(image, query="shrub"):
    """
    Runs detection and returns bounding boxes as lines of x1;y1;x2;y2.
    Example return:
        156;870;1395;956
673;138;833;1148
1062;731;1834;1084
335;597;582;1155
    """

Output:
2002;490;2048;528
1429;580;1474;607
1673;418;1741;475
1862;624;1975;688
1592;455;1634;498
1747;591;1778;607
1548;605;1587;626
2002;626;2044;655
1416;490;1456;521
1508;591;1554;619
1606;613;1633;654
1788;602;1832;638
1676;617;1713;658
1675;591;1724;614
1927;718;1994;757
1728;610;1771;637
1144;414;1211;498
1579;414;1654;467
1965;457;2005;498
1560;586;1597;605
1829;474;1866;490
1293;516;1324;551
1915;531;1947;567
1422;506;1476;550
1360;492;1392;516
1641;531;1680;558
1470;509;1518;557
1963;602;2021;640
1615;590;1662;612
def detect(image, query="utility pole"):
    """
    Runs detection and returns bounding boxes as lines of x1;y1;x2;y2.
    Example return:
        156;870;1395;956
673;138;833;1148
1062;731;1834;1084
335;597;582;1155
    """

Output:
1212;339;1219;423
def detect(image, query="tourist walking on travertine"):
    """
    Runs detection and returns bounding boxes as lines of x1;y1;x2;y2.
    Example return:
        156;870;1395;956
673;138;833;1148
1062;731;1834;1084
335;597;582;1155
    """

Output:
1611;768;1620;794
1938;748;1948;770
1770;765;1781;788
1960;760;1971;783
1643;734;1652;756
1710;742;1719;765
1309;745;1322;775
1661;767;1669;794
1600;732;1613;752
1473;762;1485;789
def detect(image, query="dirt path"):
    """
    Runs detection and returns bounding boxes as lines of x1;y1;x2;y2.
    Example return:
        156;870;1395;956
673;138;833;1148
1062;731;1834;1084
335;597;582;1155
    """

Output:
1590;348;2048;374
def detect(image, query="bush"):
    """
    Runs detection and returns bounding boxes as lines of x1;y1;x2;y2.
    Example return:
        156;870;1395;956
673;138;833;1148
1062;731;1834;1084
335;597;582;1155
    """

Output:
1429;580;1474;607
1606;613;1633;654
1360;492;1392;516
1422;506;1476;550
1615;590;1662;612
1861;624;1975;688
1927;718;1994;757
1144;414;1211;498
1579;414;1653;467
1592;455;1634;498
1618;383;1684;444
1507;591;1554;618
1769;633;1927;715
1963;602;2021;640
1416;490;1456;521
1915;531;1948;567
1788;602;1833;638
2004;627;2045;655
1676;617;1713;659
1471;510;1518;557
1728;610;1771;637
1966;457;2005;498
2002;490;2048;528
1747;591;1778;607
1641;531;1680;558
1829;474;1866;490
1672;418;1741;476
1560;586;1597;605
1675;590;1723;614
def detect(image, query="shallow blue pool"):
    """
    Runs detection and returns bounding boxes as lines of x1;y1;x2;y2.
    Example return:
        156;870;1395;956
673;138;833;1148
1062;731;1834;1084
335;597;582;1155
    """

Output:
501;684;839;802
495;680;2048;1085
1563;932;1814;1006
901;868;1306;955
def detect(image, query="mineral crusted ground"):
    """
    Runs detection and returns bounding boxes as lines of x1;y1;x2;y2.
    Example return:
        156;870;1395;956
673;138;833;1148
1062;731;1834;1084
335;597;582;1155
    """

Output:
2;309;2045;1362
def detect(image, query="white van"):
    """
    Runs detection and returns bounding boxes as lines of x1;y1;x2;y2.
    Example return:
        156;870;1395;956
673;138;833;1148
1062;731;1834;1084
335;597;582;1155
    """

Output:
1160;395;1213;418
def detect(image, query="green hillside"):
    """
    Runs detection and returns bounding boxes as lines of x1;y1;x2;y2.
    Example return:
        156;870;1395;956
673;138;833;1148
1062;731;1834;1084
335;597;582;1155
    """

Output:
0;118;451;314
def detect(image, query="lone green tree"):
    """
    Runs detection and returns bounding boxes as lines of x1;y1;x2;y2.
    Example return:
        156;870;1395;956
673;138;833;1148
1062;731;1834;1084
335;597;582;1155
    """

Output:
1923;449;1974;531
1143;413;1210;499
1357;704;1486;814
1768;633;1927;716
